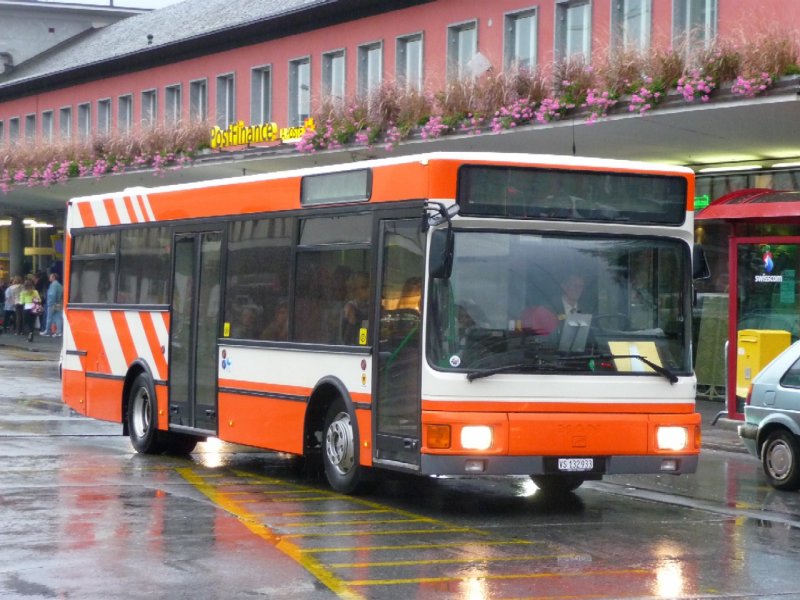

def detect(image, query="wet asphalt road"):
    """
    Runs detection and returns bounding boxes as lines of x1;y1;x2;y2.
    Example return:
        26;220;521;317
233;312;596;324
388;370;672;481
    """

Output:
2;339;800;599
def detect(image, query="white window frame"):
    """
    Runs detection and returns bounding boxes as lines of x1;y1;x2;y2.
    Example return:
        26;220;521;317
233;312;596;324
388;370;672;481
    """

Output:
189;78;208;122
357;41;383;97
215;73;236;129
447;20;478;80
141;89;157;127
77;103;91;139
555;0;592;61
41;110;54;141
97;99;111;135
24;113;36;141
672;0;717;49
322;50;346;105
118;94;133;134
59;106;72;139
612;0;651;50
250;66;272;124
396;33;424;91
288;56;311;127
504;8;538;71
165;84;182;125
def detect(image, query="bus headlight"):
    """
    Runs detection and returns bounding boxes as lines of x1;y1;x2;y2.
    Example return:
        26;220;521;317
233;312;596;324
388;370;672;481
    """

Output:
656;426;688;451
461;426;492;451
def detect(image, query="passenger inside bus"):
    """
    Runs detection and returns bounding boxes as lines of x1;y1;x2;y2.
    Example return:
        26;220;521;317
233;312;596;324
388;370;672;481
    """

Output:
520;273;588;336
341;272;370;345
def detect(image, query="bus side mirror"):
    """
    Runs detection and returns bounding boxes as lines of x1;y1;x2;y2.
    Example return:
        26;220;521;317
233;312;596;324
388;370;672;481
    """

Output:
430;229;454;279
693;244;711;280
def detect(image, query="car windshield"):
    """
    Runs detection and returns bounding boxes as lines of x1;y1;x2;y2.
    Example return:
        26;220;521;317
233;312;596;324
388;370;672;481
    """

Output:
426;230;691;377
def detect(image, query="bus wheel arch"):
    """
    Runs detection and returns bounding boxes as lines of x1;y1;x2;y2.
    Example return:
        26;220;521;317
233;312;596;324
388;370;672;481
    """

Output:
126;369;166;454
121;361;152;438
305;378;372;494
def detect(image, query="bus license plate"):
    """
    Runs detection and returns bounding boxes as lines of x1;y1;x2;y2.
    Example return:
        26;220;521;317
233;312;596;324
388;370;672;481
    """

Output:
558;458;593;472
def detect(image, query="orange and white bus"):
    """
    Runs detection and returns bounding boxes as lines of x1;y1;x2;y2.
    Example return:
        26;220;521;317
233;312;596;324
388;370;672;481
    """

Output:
62;152;703;493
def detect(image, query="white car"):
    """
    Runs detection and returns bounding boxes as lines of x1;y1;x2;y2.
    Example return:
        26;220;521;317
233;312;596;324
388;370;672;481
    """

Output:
738;339;800;491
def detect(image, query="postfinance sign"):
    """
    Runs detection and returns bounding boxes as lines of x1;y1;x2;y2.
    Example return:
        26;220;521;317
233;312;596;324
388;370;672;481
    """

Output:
210;118;315;149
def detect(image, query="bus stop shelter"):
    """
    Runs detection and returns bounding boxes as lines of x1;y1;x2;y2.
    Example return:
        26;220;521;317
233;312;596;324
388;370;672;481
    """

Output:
697;188;800;419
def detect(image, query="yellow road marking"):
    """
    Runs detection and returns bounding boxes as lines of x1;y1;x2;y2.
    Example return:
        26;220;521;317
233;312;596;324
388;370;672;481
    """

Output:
283;527;474;539
283;518;426;528
282;509;392;516
330;553;584;568
347;568;649;587
300;540;537;554
177;467;365;600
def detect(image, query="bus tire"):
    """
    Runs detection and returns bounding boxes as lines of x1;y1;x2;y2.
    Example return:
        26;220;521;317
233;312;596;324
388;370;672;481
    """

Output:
530;474;585;494
761;430;800;491
127;373;165;454
322;398;371;494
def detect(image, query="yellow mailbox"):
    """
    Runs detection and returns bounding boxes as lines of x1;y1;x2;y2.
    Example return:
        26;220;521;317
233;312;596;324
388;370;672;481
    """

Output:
736;329;791;399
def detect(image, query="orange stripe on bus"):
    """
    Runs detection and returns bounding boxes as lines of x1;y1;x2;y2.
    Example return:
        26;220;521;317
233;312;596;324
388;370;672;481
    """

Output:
111;311;137;367
105;198;121;225
124;194;138;222
78;202;97;228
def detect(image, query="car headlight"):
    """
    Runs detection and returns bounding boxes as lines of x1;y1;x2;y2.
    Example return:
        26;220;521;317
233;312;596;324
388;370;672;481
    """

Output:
656;426;688;451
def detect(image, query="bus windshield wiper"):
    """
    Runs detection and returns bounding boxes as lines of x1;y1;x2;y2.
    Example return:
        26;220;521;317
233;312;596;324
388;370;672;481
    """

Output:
466;360;581;382
571;353;679;384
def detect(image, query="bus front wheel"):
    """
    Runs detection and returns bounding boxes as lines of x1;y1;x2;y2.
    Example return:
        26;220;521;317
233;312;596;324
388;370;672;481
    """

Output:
128;373;165;454
323;399;370;494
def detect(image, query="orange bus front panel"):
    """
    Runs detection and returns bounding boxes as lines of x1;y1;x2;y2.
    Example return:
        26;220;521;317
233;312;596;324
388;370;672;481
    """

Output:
62;370;87;415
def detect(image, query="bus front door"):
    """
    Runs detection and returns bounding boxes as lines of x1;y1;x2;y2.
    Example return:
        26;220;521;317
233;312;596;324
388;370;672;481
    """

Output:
374;219;424;467
168;230;222;434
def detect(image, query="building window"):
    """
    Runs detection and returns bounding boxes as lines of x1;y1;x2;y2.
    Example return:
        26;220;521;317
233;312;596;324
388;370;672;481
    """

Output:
189;79;207;122
141;89;157;127
673;0;717;49
250;66;271;124
118;95;133;134
358;42;382;97
97;99;111;135
41;111;53;141
25;114;36;141
77;103;91;139
59;107;72;139
555;0;591;61
322;50;346;105
289;57;310;126
396;33;423;91
447;20;477;80
216;73;235;129
504;9;537;71
165;84;182;124
613;0;651;50
8;117;19;144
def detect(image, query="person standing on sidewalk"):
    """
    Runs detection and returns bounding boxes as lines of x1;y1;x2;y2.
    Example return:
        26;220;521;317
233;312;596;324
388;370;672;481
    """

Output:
19;278;42;342
6;275;23;335
43;273;63;337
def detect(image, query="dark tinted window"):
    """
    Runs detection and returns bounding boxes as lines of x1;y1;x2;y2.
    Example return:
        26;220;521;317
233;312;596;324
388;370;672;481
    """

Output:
224;217;293;340
300;214;372;245
458;166;688;225
294;248;371;345
780;354;800;388
70;232;117;304
118;227;171;305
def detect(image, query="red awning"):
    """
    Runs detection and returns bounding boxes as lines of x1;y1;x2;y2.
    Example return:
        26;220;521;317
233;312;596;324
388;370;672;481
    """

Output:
697;188;800;221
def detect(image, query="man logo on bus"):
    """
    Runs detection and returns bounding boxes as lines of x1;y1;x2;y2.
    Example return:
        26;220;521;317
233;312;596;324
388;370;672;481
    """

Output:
763;247;774;273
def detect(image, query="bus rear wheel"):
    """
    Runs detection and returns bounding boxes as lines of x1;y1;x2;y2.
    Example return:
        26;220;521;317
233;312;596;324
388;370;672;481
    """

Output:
323;399;371;494
128;373;165;454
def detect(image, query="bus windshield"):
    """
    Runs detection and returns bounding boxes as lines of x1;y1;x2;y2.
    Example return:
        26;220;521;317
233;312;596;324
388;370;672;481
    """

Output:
427;230;691;376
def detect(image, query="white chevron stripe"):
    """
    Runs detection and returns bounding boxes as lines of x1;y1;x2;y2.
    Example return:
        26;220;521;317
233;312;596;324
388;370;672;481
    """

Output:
61;316;82;372
150;311;170;365
93;311;127;376
125;311;160;380
140;194;156;221
130;193;145;222
67;206;84;232
92;199;111;226
113;193;132;224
